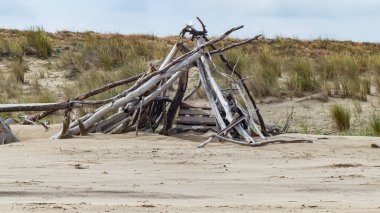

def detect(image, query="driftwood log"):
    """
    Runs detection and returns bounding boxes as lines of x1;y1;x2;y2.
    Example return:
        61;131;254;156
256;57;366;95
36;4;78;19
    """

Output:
0;118;19;144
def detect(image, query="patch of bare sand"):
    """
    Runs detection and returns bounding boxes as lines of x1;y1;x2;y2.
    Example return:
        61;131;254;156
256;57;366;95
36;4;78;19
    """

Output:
0;125;379;212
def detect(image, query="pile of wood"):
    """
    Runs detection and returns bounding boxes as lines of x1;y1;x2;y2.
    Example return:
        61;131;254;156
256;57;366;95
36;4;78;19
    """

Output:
0;18;290;147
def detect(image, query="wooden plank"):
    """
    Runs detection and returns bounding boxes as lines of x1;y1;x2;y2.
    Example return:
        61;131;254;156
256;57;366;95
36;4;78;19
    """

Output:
176;116;216;125
180;101;211;109
178;109;213;116
175;125;218;132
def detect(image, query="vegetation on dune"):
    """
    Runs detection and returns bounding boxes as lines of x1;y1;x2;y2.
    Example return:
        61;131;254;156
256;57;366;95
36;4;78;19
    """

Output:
9;58;28;83
24;27;52;58
369;112;380;136
330;104;351;131
286;57;319;97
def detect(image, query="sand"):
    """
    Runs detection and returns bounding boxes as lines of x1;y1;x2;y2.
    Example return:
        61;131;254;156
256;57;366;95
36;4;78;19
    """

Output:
0;125;379;212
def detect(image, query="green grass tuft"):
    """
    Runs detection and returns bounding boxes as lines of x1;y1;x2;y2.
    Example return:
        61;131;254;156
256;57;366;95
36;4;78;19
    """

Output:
369;112;380;136
286;57;319;96
9;59;28;83
330;104;351;131
24;27;52;58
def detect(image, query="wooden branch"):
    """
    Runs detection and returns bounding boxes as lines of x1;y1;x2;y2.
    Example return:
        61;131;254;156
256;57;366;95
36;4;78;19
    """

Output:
209;35;262;56
235;81;265;139
198;116;246;148
29;73;143;121
182;79;201;101
160;69;188;135
107;117;132;134
0;102;71;113
197;59;227;132
53;109;72;139
160;41;192;134
78;119;87;136
218;136;313;147
135;98;144;136
0;118;19;145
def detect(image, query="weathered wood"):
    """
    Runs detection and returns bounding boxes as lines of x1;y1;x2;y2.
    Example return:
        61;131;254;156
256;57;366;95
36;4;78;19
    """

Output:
216;135;313;147
197;60;227;132
198;116;246;148
174;125;218;133
180;101;212;109
178;109;213;116
235;81;265;139
0;103;71;112
199;27;267;136
29;73;144;121
161;68;189;134
78;119;87;136
0;118;19;145
104;117;132;134
182;79;201;101
92;111;128;133
198;37;255;143
53;109;72;139
135;98;144;136
67;44;182;135
176;116;216;125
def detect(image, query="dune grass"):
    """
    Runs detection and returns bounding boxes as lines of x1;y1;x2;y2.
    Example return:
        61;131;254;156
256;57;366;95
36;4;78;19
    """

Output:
219;46;281;97
286;57;319;97
24;27;52;58
369;112;380;136
9;58;28;83
330;104;351;131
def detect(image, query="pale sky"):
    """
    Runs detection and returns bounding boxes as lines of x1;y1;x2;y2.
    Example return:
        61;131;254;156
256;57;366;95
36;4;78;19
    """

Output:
0;0;379;42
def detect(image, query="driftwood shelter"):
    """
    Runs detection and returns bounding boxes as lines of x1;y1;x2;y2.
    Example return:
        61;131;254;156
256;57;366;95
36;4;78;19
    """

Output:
0;18;298;147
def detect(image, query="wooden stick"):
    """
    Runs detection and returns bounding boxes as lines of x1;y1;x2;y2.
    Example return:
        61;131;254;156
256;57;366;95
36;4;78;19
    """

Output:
29;73;143;121
182;79;201;101
78;119;87;136
235;80;265;139
53;109;72;139
0;118;19;145
198;116;246;148
217;136;313;147
136;98;144;136
160;69;188;135
0;102;72;113
104;117;132;134
197;59;227;131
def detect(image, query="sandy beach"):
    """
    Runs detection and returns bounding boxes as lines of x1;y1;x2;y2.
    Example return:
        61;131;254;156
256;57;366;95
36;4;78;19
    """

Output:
0;125;378;212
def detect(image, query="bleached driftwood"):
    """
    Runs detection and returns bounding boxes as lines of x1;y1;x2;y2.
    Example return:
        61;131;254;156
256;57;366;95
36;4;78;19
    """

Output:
197;59;228;131
28;73;144;122
53;109;72;139
197;37;255;143
0;118;19;145
198;116;246;148
63;44;181;136
235;80;265;139
182;78;201;101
